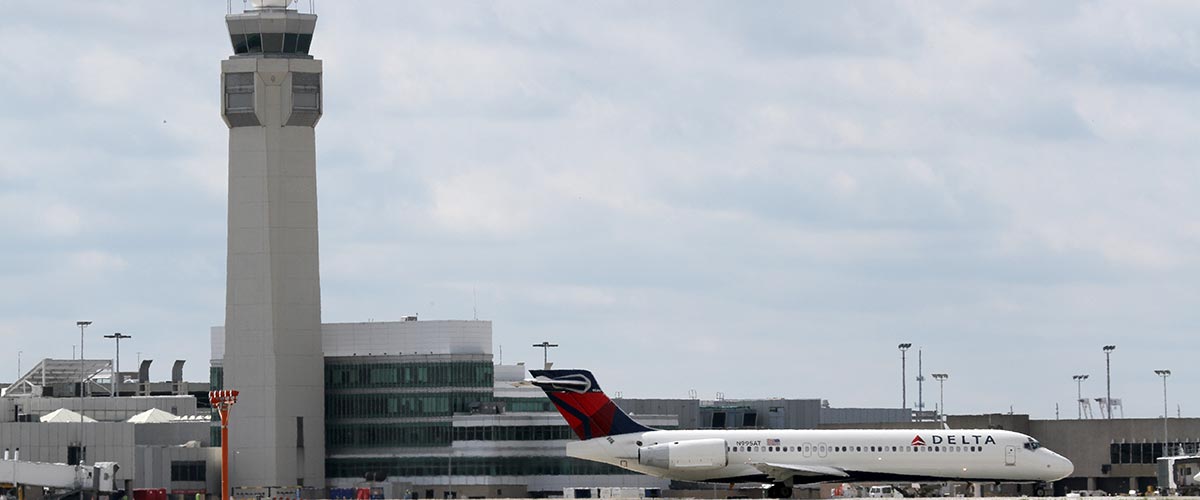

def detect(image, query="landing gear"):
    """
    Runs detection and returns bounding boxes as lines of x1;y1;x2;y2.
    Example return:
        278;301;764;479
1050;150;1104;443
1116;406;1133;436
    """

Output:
767;483;793;498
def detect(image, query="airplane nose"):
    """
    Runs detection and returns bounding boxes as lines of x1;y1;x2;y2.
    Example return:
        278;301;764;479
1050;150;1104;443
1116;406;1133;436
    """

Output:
1047;452;1074;480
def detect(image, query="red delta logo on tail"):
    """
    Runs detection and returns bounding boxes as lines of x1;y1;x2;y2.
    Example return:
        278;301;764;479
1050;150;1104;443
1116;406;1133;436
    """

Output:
912;435;927;446
529;369;652;440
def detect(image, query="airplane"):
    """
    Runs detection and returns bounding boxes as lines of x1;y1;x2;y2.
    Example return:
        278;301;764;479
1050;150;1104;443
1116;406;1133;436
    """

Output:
527;369;1074;498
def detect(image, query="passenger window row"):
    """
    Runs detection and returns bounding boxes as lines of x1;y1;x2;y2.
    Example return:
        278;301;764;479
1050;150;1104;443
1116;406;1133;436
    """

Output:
725;445;986;453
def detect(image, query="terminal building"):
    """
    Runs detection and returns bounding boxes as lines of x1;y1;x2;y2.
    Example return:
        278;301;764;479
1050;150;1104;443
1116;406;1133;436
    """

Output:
820;413;1200;497
209;317;920;498
212;320;674;498
5;345;1200;498
955;414;1200;496
0;359;216;495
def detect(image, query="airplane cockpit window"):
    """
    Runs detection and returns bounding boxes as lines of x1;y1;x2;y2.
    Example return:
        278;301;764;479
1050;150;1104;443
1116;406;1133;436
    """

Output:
1023;438;1042;450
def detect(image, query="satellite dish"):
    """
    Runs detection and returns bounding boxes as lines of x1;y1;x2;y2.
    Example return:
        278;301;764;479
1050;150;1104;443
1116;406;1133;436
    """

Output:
250;0;295;8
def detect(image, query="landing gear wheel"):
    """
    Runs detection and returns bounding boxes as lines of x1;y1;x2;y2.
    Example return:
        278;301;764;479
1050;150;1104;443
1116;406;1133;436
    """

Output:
767;483;793;498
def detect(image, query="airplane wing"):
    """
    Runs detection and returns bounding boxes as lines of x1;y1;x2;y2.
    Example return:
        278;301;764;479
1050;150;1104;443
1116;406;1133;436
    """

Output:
750;462;849;483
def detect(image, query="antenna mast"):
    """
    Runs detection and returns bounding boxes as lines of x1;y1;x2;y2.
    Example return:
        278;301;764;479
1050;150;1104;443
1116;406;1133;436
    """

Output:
916;349;925;418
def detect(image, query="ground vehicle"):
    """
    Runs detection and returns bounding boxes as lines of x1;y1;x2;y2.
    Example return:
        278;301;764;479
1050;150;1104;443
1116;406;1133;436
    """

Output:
867;485;901;497
1157;455;1200;495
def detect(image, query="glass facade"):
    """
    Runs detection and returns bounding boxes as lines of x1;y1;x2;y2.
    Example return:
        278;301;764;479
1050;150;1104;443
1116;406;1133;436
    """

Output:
702;406;759;429
210;366;223;446
326;392;490;419
325;357;497;457
496;397;556;413
210;366;224;392
231;33;313;56
328;423;452;448
325;361;492;390
214;354;607;481
455;425;574;441
1110;441;1200;464
170;461;207;482
325;423;575;448
327;456;636;478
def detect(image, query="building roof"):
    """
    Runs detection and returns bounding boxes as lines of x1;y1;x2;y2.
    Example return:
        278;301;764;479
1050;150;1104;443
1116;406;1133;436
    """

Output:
5;359;113;396
127;408;177;423
211;319;493;360
40;408;97;423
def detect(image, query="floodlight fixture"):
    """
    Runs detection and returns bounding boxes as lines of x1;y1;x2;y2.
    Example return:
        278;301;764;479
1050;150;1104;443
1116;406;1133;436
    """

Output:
1155;369;1171;454
898;343;912;409
103;333;132;397
533;341;559;370
931;373;949;421
1103;345;1116;419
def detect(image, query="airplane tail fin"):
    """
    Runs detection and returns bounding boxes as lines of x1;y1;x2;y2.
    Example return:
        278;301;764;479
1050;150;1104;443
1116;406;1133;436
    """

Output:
528;369;653;440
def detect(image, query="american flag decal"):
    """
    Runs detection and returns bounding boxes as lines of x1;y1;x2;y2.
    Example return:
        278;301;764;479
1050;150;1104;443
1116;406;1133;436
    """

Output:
767;438;781;446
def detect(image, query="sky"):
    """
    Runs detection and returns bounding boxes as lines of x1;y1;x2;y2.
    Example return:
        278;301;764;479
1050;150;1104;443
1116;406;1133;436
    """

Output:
1;1;1198;420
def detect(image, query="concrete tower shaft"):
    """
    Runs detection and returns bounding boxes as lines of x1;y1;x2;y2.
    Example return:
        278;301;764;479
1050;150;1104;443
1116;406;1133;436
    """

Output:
221;5;325;489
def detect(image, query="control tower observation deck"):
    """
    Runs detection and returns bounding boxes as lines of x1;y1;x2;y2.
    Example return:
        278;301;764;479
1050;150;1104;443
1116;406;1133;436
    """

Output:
220;0;325;489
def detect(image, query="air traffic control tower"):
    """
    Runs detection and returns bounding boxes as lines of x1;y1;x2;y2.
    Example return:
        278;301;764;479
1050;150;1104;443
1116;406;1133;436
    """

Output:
220;0;325;488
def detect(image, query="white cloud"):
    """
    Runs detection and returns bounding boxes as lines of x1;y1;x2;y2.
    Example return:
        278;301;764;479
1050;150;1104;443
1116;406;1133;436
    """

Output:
0;196;83;237
67;250;128;276
2;1;1199;417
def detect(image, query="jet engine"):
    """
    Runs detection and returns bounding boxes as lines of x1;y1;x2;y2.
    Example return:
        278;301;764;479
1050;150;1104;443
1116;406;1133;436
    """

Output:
638;438;727;471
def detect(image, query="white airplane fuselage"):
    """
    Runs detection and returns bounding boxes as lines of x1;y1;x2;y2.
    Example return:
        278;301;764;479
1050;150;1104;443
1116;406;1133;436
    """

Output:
568;428;1073;484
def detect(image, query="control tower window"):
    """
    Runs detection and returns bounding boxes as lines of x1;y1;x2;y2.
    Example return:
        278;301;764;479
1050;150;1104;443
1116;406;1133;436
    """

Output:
262;33;284;53
231;34;250;54
230;33;312;56
246;33;263;54
297;34;313;54
283;33;300;53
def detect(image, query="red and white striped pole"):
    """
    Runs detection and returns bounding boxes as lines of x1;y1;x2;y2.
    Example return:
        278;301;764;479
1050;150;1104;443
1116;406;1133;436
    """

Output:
209;390;240;500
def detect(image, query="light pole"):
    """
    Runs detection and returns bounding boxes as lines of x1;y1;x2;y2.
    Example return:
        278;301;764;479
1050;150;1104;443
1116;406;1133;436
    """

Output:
1073;374;1089;419
210;390;239;500
1155;370;1171;455
75;320;91;470
898;343;911;409
532;341;558;370
103;333;132;397
932;373;949;422
1103;345;1116;419
16;350;22;380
